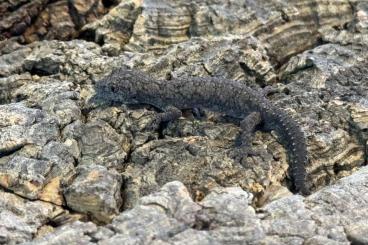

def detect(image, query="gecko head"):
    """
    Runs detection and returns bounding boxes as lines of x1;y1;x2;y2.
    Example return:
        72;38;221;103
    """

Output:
91;67;140;105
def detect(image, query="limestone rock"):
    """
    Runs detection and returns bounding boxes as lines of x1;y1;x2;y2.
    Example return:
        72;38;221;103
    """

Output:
0;0;116;43
0;35;366;214
279;43;368;190
0;44;32;77
121;36;277;85
0;103;59;157
86;0;353;64
345;221;368;245
23;221;111;245
28;167;368;244
63;164;123;223
0;102;76;204
123;129;286;209
0;1;368;244
0;189;66;244
62;119;129;168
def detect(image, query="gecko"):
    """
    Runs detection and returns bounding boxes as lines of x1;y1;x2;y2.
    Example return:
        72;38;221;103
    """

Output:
92;67;309;195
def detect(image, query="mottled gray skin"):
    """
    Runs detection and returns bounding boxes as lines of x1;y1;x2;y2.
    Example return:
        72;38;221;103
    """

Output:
93;68;309;195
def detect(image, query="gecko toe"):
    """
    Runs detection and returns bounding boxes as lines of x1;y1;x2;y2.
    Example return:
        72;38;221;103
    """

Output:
228;147;250;163
228;147;267;165
296;184;311;196
144;115;162;131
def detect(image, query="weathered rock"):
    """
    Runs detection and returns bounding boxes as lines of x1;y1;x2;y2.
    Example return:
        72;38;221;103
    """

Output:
101;181;202;244
279;43;368;190
0;0;48;39
0;189;67;244
123;129;287;209
63;164;123;223
12;79;82;126
62;118;130;168
0;0;116;43
0;1;368;244
0;44;32;77
0;33;366;216
0;73;32;104
120;36;277;85
85;0;353;64
354;1;368;32
0;102;77;205
23;221;111;245
81;0;142;55
345;221;368;245
0;103;59;156
28;167;368;244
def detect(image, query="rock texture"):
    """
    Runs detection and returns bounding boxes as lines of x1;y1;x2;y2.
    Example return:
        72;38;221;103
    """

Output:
0;0;117;43
84;0;353;62
27;166;368;244
64;164;123;223
0;189;79;244
0;0;368;244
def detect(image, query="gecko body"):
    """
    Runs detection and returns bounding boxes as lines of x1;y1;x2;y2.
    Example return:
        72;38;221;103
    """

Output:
93;68;309;195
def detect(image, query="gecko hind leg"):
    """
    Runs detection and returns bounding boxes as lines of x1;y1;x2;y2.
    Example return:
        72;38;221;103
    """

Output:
192;107;206;119
145;106;182;131
262;85;278;96
229;112;262;163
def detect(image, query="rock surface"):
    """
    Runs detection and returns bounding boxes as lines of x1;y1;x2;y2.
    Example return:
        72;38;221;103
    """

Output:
84;0;353;61
27;166;368;244
63;164;123;223
0;0;118;43
0;0;367;244
0;189;78;244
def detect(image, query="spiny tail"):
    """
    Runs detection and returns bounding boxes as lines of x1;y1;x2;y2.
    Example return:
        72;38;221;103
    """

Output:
269;109;309;195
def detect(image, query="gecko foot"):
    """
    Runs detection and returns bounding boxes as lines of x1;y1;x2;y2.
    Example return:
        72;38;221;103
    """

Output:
192;107;206;119
144;115;163;131
228;147;261;164
295;183;311;196
144;106;182;131
299;186;311;196
262;85;279;97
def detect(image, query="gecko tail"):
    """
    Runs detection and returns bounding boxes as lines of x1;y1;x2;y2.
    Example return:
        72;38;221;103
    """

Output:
266;109;309;195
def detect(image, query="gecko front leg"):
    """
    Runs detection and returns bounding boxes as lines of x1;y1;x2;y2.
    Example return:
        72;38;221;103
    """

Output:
229;112;262;163
145;105;182;131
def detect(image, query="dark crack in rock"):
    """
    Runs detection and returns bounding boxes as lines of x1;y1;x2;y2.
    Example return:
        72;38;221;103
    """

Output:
0;189;69;244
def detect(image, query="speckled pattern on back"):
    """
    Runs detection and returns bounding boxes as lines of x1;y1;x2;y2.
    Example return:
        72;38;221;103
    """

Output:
93;67;309;194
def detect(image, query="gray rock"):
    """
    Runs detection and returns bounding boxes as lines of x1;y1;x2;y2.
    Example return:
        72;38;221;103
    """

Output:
28;167;368;244
103;181;202;244
23;221;102;245
63;164;123;223
0;102;59;148
62;119;130;168
0;73;31;104
0;190;65;244
120;36;277;85
123;132;282;209
0;45;32;77
0;1;368;244
345;221;368;245
85;0;353;64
